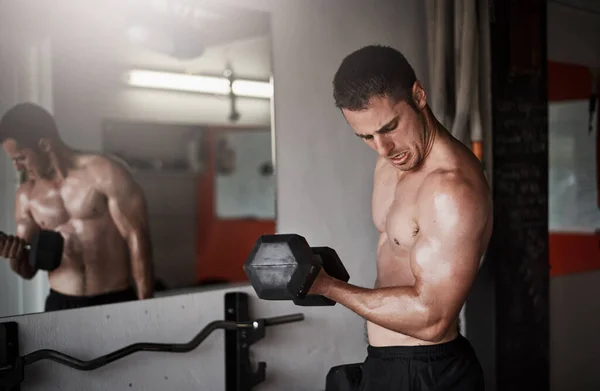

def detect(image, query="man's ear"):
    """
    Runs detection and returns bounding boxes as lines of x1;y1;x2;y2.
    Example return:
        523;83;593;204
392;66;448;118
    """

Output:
38;138;52;153
412;81;427;110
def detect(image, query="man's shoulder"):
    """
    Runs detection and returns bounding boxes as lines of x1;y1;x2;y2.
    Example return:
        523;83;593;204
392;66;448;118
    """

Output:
421;168;467;190
16;180;34;201
419;167;490;209
72;154;138;194
373;155;396;181
414;168;491;244
77;153;132;176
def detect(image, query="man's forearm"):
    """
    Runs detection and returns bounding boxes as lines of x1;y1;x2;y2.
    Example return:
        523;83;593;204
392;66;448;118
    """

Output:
129;233;154;299
132;257;154;299
321;278;444;341
10;257;37;279
133;269;153;299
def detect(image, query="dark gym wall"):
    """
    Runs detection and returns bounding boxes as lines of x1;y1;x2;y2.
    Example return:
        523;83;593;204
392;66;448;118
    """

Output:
469;1;549;391
489;0;549;388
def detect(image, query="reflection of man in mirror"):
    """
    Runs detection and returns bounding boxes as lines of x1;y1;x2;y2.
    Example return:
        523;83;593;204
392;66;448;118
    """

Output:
0;103;154;311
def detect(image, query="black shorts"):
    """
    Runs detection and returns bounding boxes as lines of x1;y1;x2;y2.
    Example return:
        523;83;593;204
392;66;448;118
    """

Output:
358;334;484;391
45;287;138;312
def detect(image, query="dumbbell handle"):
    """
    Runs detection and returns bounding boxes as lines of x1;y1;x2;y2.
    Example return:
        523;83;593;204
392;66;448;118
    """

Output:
292;256;324;299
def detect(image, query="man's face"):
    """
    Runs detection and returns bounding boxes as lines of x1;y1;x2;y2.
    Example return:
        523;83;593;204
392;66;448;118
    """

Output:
2;138;48;178
342;94;428;171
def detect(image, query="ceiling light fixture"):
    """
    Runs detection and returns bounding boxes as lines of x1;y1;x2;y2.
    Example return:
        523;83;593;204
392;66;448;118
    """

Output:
125;69;272;99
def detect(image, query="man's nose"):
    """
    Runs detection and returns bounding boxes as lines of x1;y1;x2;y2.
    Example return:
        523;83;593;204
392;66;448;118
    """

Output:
374;136;394;156
13;161;23;171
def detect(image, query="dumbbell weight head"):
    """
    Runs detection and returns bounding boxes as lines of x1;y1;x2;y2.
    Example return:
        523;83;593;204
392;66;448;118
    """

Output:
244;234;316;301
244;234;350;307
28;230;64;271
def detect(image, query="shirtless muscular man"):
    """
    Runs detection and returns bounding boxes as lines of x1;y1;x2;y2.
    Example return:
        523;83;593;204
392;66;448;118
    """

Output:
0;103;154;312
309;46;493;390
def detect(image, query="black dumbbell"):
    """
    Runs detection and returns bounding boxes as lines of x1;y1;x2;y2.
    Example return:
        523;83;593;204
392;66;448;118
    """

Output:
0;230;64;271
243;234;350;306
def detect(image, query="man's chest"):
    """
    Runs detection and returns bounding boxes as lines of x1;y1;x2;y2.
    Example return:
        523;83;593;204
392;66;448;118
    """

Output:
28;177;107;227
372;173;423;239
372;180;422;287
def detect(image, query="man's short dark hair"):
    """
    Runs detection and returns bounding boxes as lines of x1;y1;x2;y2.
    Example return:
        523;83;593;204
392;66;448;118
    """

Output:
0;102;60;148
333;45;417;111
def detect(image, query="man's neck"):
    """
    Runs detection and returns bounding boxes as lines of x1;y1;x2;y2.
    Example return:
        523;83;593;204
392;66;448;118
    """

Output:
422;119;438;161
44;144;76;181
410;107;442;172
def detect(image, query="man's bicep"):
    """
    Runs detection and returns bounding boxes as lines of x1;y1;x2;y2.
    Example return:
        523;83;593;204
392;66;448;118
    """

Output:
411;178;488;316
110;180;149;236
99;162;149;237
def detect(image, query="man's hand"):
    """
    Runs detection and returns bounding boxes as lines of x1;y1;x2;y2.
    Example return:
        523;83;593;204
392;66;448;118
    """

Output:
0;233;27;261
308;268;334;297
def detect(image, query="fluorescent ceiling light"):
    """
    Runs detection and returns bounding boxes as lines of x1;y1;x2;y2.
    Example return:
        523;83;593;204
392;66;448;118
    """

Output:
231;79;273;99
125;70;272;99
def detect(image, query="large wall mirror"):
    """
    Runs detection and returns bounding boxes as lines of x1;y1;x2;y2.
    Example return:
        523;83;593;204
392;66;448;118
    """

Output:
0;0;275;318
